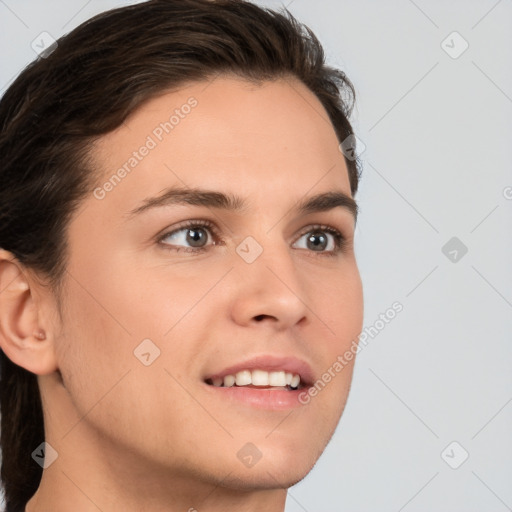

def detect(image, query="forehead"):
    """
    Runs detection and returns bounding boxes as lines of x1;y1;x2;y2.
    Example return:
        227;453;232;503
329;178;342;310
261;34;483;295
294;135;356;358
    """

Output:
88;75;351;216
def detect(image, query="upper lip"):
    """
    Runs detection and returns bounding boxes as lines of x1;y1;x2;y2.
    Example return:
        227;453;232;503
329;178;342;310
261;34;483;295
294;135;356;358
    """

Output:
203;355;315;386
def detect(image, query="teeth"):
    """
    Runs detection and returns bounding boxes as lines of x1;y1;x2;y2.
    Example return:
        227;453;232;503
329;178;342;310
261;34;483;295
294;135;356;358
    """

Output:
212;369;301;389
269;371;286;386
252;369;269;386
223;374;236;387
235;370;251;386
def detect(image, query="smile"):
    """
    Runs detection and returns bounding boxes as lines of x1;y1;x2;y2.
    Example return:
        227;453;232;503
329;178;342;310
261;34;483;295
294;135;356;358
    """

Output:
205;369;302;390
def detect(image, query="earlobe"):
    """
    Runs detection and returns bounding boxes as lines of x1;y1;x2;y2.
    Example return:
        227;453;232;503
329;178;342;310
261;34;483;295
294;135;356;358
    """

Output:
33;328;47;340
0;249;58;375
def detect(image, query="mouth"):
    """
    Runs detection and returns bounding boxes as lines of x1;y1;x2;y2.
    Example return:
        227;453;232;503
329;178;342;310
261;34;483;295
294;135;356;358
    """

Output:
204;369;306;391
202;356;314;410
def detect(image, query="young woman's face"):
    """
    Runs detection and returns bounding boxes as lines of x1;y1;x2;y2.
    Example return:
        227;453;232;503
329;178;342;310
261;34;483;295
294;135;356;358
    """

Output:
48;76;363;491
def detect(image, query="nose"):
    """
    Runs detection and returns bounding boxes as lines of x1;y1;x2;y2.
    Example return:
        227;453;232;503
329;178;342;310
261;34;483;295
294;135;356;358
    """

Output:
229;240;309;331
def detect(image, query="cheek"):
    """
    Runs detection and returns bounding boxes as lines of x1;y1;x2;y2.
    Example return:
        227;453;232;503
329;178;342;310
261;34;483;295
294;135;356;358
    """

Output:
311;261;364;347
56;284;132;405
54;280;194;455
296;262;362;407
55;261;210;404
98;256;221;339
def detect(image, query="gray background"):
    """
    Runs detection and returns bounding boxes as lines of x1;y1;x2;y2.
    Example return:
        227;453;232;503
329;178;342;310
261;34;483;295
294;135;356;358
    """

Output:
1;1;511;511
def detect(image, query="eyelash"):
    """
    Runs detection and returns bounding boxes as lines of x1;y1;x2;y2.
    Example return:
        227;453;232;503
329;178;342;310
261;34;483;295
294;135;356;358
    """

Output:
157;219;347;257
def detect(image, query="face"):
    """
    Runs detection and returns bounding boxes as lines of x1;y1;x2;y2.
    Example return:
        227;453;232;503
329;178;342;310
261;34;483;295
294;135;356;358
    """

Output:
47;75;363;491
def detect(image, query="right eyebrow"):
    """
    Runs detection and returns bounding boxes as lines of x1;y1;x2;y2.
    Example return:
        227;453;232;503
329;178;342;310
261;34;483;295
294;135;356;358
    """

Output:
125;187;248;219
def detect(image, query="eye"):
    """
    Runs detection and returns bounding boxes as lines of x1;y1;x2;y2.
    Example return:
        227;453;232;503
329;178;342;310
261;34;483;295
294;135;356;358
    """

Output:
156;220;347;256
292;225;346;255
157;220;222;253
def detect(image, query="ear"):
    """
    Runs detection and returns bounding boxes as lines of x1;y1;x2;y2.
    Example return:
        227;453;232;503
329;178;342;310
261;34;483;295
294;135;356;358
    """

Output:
0;249;58;375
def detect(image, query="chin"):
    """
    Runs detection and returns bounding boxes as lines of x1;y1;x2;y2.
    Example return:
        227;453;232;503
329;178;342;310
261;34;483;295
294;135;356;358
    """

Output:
218;460;316;492
219;440;323;491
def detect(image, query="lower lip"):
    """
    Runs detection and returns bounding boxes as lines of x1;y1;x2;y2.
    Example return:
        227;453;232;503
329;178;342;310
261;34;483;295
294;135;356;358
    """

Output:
203;383;310;410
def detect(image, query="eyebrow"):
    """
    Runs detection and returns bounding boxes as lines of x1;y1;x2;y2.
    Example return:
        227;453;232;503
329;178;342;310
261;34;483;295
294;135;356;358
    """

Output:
125;187;358;222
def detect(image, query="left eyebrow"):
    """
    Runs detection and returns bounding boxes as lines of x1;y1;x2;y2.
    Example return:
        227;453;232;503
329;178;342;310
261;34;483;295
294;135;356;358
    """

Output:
124;187;358;223
296;191;358;222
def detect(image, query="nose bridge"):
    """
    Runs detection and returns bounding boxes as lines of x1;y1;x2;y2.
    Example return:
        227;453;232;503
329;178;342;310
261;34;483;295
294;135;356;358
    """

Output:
230;232;308;327
239;231;299;286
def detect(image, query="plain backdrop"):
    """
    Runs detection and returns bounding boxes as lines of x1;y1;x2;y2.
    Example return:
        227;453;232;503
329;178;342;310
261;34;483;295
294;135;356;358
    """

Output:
1;1;511;511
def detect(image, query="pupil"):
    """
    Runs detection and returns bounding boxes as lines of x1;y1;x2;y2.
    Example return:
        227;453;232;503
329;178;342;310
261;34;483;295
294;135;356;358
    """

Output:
186;228;207;247
307;231;327;251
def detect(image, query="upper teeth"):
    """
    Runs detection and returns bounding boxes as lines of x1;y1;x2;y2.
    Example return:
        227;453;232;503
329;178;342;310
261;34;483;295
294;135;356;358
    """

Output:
211;369;301;388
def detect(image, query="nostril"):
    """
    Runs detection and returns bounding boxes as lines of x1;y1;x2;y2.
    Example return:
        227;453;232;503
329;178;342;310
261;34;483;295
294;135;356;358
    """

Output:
254;314;277;322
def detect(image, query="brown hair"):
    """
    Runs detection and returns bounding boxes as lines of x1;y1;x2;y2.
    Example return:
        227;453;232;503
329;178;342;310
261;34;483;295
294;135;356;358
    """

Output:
0;0;361;509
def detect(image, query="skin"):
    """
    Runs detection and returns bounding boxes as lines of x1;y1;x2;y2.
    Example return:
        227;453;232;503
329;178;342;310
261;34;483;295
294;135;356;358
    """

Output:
0;75;363;511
